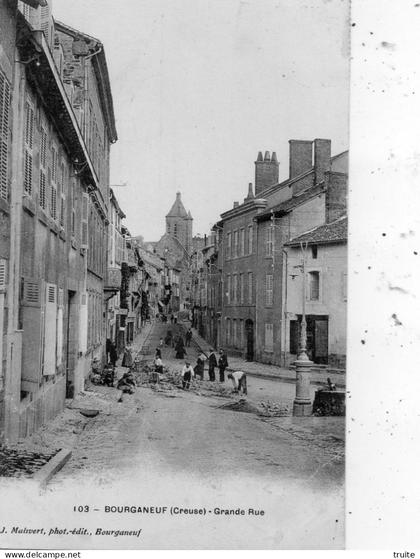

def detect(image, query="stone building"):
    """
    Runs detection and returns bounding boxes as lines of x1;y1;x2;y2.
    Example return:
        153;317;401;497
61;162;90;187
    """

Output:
165;191;193;255
202;139;348;370
0;1;117;442
283;216;347;368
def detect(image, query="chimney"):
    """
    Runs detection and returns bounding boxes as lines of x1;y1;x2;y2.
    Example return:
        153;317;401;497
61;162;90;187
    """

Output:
244;182;255;202
254;151;279;196
289;140;313;179
314;139;331;185
233;201;239;208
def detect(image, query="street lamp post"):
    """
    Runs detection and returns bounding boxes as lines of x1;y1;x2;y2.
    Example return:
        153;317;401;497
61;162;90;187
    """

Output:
293;242;313;417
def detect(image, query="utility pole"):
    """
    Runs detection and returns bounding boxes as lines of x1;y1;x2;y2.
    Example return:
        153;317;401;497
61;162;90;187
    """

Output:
293;241;313;416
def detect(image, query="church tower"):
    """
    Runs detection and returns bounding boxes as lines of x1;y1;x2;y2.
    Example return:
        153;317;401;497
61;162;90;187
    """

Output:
165;192;193;253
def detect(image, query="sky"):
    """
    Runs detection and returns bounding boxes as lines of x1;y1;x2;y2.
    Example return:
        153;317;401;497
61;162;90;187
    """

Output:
53;0;350;241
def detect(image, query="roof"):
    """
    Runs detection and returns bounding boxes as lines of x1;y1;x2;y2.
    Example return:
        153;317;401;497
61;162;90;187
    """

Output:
256;183;325;221
55;20;117;143
286;216;347;246
21;0;48;6
166;192;188;218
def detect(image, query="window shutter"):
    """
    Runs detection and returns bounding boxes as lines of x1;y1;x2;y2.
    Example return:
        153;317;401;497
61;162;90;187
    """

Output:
0;72;10;202
0;259;7;290
81;192;89;249
43;283;57;376
24;102;34;195
56;288;64;366
21;278;43;391
79;291;88;353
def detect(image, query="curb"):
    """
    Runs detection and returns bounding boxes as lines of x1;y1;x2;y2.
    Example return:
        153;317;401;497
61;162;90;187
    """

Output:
240;370;346;389
184;325;346;389
32;448;72;489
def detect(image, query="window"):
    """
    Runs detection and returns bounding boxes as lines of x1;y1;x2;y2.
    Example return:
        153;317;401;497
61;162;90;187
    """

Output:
247;225;253;254
239;273;244;303
232;274;237;303
59;161;66;228
264;323;274;352
233;230;239;257
266;274;273;306
311;245;318;259
266;225;273;256
24;100;34;195
226;232;232;258
240;228;245;256
309;271;320;301
226;318;231;345
233;320;237;347
248;272;253;303
0;71;11;202
226;275;231;304
50;145;57;219
39;127;47;209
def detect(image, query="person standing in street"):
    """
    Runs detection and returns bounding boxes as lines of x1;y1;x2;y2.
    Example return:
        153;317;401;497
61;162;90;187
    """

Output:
227;370;248;395
185;328;192;347
181;361;195;390
194;351;206;380
208;349;217;381
107;338;118;367
122;344;133;369
218;349;228;382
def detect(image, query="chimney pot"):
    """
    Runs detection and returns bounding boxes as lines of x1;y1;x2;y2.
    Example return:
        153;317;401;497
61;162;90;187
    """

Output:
257;151;263;162
271;152;278;163
264;151;271;161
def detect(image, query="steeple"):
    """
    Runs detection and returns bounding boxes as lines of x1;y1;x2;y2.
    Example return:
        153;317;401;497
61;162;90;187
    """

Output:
166;191;188;218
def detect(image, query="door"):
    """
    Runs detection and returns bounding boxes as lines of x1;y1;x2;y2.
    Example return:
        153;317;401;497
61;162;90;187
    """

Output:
314;319;328;364
65;290;76;398
245;319;254;361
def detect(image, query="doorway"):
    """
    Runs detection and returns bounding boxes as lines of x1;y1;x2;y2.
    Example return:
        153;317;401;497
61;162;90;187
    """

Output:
65;290;77;398
290;315;329;364
245;319;254;361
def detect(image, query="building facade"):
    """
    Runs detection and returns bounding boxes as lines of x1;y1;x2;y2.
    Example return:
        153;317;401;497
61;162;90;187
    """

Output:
0;1;117;442
199;139;348;370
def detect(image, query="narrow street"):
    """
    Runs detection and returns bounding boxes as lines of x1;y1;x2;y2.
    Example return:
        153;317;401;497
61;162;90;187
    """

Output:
23;320;346;549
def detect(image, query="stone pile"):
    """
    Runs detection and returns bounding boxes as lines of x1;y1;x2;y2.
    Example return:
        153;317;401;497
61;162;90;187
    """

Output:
0;446;58;478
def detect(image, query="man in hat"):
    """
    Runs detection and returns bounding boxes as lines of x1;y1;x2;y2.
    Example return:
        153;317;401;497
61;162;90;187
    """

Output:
208;349;217;381
218;349;228;383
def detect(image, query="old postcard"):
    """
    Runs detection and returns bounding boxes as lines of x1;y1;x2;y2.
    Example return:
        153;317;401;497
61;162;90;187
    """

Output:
0;0;353;550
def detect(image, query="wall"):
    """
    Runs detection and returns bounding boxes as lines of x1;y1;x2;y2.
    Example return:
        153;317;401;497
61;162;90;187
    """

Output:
284;242;347;367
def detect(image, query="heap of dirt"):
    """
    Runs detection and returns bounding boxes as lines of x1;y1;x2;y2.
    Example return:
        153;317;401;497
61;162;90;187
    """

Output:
218;399;262;414
219;398;291;417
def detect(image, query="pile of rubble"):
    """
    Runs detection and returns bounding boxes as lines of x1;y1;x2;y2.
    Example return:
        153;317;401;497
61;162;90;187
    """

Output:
0;446;58;478
218;399;291;417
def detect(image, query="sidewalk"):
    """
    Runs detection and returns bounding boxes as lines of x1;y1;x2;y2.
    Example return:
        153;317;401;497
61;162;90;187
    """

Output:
186;324;346;389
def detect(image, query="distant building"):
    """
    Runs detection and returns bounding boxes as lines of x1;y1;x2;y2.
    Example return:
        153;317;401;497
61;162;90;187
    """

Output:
165;191;193;254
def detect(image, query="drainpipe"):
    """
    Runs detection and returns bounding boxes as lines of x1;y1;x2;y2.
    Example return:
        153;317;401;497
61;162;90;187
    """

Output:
4;50;26;443
282;248;288;367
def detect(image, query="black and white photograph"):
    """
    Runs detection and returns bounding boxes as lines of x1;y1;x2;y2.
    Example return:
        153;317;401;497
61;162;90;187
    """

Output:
0;0;418;553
